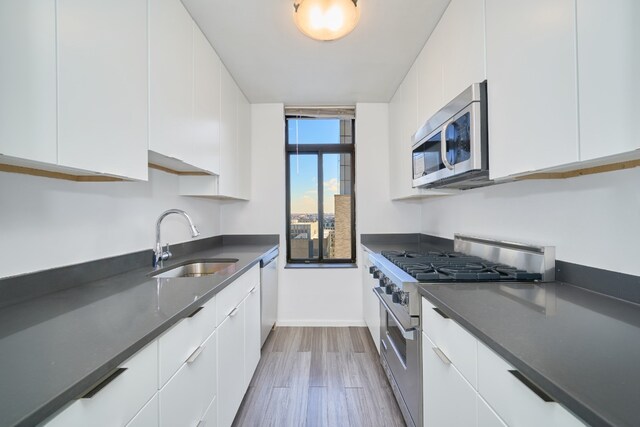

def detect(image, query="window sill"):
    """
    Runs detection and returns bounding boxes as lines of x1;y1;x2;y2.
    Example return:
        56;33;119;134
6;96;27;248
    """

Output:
285;263;358;269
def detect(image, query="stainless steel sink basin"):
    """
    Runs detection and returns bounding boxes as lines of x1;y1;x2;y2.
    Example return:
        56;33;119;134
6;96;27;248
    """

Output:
150;259;238;278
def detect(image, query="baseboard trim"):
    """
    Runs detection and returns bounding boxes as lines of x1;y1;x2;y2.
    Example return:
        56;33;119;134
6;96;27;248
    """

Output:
276;319;367;327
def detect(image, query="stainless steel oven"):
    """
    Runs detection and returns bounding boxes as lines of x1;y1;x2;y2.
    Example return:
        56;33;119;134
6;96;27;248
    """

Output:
376;288;421;427
411;81;490;190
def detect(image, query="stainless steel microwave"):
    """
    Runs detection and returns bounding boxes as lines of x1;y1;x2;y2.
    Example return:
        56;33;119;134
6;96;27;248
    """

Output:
411;81;491;190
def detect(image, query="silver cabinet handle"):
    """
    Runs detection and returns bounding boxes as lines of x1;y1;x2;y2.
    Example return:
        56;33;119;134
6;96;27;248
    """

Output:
229;306;239;317
186;346;204;364
440;118;455;170
508;370;554;402
432;307;449;319
187;306;204;318
432;347;451;365
81;368;127;399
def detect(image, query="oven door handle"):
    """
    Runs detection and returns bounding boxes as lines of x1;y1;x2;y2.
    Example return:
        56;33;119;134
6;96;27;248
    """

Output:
441;118;455;170
373;288;416;340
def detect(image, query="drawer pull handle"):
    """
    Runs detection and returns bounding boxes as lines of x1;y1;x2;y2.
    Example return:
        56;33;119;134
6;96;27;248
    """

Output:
187;306;204;318
508;370;554;402
381;339;388;351
432;307;449;319
187;346;204;364
229;306;239;317
250;286;257;294
432;347;451;365
81;368;127;399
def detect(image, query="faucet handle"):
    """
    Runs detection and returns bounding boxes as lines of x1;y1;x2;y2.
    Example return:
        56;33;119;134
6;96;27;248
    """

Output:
164;243;172;260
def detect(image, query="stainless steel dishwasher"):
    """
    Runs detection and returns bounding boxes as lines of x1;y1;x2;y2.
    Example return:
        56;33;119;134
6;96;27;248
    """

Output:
260;249;279;346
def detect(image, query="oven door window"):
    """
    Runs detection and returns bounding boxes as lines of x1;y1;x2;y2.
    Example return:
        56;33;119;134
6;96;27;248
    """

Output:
386;311;407;364
445;112;471;166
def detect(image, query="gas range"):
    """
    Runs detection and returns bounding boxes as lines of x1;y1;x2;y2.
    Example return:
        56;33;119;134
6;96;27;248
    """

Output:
368;234;555;318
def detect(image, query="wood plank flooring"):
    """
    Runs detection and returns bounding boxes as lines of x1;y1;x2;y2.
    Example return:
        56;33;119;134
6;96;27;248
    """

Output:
232;327;406;427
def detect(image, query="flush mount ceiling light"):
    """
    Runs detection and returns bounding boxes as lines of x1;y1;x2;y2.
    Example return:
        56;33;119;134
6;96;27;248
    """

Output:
293;0;360;41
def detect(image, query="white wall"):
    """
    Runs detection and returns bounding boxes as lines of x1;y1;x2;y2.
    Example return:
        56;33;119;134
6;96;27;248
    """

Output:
221;103;421;326
0;168;221;278
421;167;640;276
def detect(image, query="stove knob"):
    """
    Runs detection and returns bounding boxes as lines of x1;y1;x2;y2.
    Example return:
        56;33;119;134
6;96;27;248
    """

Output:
372;269;380;279
392;290;402;303
386;283;396;295
369;266;377;275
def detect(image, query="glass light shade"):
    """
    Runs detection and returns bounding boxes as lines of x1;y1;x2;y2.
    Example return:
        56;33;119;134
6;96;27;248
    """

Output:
293;0;360;41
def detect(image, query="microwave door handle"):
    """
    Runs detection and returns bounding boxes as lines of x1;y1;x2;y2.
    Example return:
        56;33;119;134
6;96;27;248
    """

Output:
440;119;455;170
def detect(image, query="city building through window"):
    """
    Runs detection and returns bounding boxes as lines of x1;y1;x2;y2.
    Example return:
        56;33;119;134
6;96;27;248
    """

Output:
285;110;355;264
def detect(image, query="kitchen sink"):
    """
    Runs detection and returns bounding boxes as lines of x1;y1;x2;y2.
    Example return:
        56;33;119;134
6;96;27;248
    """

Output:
150;259;238;278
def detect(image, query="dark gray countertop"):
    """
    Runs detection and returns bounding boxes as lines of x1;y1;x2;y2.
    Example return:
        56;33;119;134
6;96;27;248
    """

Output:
0;241;278;427
362;239;640;427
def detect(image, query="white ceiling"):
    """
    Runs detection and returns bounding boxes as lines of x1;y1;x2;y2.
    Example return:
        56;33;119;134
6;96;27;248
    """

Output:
181;0;451;105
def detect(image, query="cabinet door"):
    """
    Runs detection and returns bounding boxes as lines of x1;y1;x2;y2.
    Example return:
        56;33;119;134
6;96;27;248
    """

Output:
362;250;380;352
0;0;57;164
244;283;261;389
44;341;158;427
56;0;148;180
217;303;245;427
577;0;640;161
236;91;251;200
219;66;239;198
126;394;158;427
422;332;477;427
477;395;506;427
416;30;443;126
477;342;584;427
159;330;217;427
439;0;486;102
149;0;194;165
486;0;579;180
193;26;221;174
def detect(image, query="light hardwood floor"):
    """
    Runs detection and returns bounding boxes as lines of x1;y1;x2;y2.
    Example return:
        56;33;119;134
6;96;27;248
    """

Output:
232;327;406;427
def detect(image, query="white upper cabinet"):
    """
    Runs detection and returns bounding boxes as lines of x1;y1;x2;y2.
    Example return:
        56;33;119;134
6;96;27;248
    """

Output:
57;0;148;181
219;66;239;197
193;26;221;175
576;0;640;162
236;91;251;200
149;0;195;169
0;0;57;164
485;0;579;180
416;29;443;127
439;0;486;103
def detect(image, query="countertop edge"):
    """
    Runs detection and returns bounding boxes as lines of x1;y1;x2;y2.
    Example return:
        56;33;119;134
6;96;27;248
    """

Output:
417;286;609;427
17;244;278;427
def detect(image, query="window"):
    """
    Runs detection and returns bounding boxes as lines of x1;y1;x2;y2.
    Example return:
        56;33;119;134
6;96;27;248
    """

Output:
285;112;355;264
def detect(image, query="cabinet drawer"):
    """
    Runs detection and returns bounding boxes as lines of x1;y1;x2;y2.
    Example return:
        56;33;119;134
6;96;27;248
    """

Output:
216;264;259;325
422;332;477;427
159;329;217;427
44;340;158;427
158;295;216;387
421;297;478;388
126;394;158;427
202;395;217;427
477;341;584;427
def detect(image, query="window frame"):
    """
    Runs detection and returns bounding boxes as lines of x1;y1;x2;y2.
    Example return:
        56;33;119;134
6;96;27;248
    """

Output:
285;117;356;265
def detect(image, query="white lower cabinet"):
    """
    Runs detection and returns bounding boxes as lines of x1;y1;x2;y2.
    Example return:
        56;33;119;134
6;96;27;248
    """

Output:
362;249;380;353
202;396;218;427
244;283;261;390
477;395;506;427
159;329;217;427
217;301;246;427
43;341;158;427
126;394;159;427
421;297;584;427
422;332;477;427
477;342;584;427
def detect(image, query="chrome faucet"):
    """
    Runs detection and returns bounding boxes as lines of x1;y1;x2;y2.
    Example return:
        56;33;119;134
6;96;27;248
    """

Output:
153;209;200;268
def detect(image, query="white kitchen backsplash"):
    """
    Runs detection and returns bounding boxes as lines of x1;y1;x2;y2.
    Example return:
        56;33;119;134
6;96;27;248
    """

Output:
0;168;221;278
421;166;640;276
